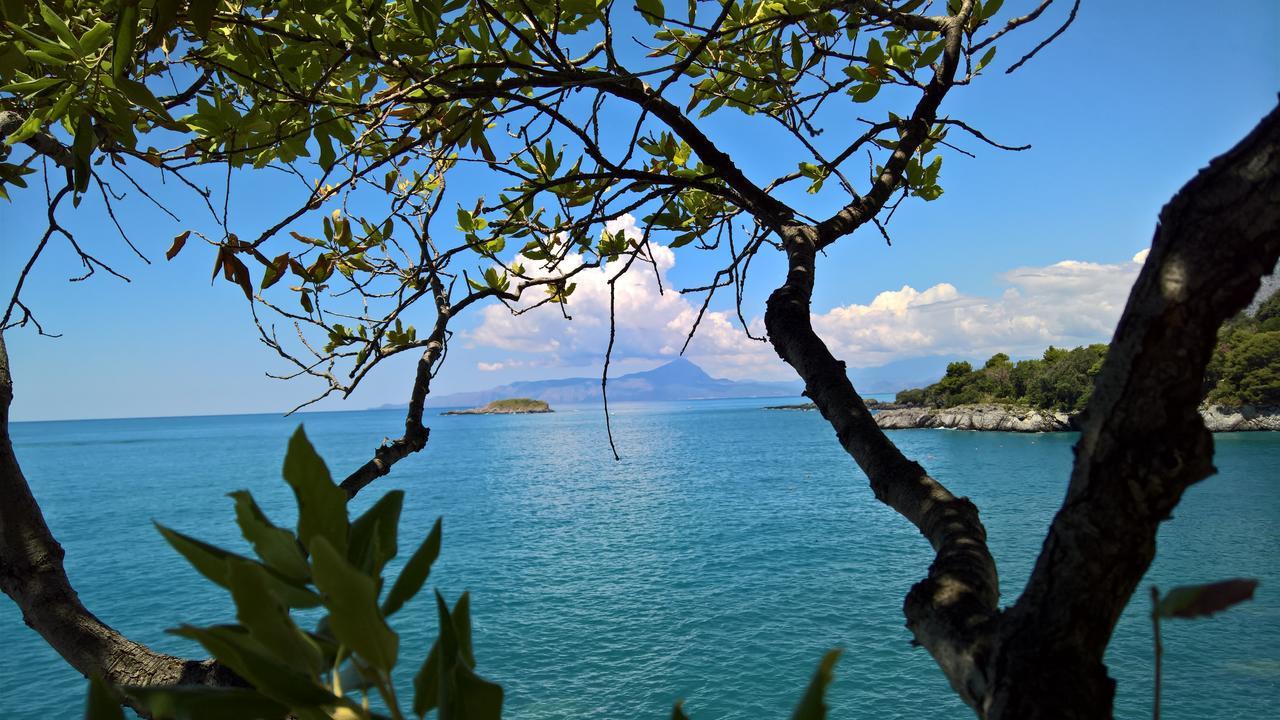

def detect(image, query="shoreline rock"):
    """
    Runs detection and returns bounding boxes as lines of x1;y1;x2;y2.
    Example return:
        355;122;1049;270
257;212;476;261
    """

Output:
443;398;553;415
872;403;1280;433
1200;404;1280;432
875;404;1075;433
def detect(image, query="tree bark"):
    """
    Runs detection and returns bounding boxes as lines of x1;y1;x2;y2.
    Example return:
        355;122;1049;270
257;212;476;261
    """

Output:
0;334;240;707
987;100;1280;719
765;101;1280;718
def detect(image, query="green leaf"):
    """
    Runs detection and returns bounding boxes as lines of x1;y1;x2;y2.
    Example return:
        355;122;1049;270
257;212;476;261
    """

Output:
4;112;44;146
454;662;504;720
383;516;442;617
188;0;217;37
79;22;112;54
170;625;336;708
672;141;691;167
310;536;399;673
889;44;912;68
791;649;842;720
85;676;124;720
155;523;320;608
114;77;173;121
282;426;349;557
226;560;325;674
1156;578;1259;619
975;46;997;73
111;0;138;79
636;0;664;26
127;686;288;720
916;41;944;68
348;489;404;576
850;83;880;103
412;633;443;717
414;591;502;719
981;0;1005;20
38;2;81;55
230;490;310;582
866;38;885;65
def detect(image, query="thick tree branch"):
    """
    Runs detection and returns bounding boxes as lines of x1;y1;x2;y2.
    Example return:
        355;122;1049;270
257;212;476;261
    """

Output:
0;333;238;712
991;100;1280;719
764;225;998;711
815;2;973;246
0;110;74;168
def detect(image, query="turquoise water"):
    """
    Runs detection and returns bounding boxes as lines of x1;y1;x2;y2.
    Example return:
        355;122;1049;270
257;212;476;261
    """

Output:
2;399;1277;718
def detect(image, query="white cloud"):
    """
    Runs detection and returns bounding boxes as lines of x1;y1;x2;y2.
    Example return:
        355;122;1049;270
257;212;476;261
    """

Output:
468;217;1149;375
467;215;781;378
812;254;1146;365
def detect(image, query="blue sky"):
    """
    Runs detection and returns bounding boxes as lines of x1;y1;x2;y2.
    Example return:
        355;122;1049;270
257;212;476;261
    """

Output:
3;1;1278;421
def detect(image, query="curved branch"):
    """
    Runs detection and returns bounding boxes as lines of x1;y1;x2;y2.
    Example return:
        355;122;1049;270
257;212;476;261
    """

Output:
815;2;973;246
992;99;1280;718
0;334;238;711
763;223;999;709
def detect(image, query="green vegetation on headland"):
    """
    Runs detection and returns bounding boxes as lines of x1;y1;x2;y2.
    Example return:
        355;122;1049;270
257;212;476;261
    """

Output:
895;288;1280;412
1205;289;1280;406
894;345;1108;412
442;398;553;415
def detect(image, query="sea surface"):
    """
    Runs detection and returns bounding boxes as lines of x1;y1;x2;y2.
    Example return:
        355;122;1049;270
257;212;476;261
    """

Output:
2;398;1277;718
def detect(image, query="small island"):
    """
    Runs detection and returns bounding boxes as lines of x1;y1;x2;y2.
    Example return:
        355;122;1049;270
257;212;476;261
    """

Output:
442;398;553;415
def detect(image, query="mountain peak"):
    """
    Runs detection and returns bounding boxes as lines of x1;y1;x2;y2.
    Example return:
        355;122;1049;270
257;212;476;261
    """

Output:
640;357;714;383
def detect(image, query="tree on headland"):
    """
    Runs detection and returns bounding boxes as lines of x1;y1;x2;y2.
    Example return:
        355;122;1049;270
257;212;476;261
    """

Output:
2;2;1279;718
896;343;1108;411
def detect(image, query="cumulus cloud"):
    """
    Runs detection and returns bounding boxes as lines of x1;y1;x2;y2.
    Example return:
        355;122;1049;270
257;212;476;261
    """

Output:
467;215;781;378
812;255;1145;365
468;216;1149;375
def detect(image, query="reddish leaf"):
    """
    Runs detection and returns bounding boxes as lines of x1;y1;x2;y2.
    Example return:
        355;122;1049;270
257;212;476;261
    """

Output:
1156;578;1259;619
226;255;254;301
260;253;290;290
166;231;189;261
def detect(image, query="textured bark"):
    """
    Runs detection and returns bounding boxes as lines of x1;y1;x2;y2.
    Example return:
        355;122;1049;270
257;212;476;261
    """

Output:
765;223;1000;708
764;102;1280;718
987;100;1280;719
0;334;240;707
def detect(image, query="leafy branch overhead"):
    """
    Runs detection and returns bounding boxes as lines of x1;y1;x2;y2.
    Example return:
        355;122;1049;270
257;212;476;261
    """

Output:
3;0;1030;377
1;0;1057;502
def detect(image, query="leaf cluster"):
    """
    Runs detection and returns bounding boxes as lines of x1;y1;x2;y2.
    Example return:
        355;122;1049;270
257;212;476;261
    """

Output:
87;426;498;720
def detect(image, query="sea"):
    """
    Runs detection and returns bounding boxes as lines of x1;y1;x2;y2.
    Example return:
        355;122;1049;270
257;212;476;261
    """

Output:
2;398;1277;718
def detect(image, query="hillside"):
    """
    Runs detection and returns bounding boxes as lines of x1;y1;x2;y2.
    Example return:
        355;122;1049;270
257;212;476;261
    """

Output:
420;358;802;407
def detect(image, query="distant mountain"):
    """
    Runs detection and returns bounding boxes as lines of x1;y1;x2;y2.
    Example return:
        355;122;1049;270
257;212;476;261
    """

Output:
417;358;803;407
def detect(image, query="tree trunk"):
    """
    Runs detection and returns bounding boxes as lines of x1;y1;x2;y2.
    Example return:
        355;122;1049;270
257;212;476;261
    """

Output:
0;334;238;707
764;101;1280;718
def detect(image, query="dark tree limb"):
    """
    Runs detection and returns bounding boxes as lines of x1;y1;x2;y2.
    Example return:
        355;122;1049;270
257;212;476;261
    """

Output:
0;111;74;168
0;334;239;712
989;100;1280;719
763;5;1001;708
764;223;999;709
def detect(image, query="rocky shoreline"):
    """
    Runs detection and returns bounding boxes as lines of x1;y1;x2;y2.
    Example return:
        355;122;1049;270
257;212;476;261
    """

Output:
871;403;1280;433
